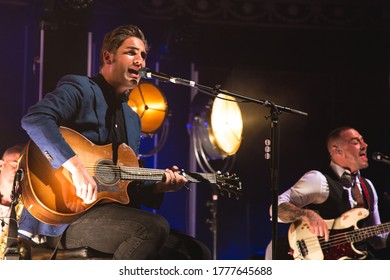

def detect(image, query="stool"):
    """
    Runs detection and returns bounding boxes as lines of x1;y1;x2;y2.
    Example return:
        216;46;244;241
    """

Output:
19;238;113;260
32;246;113;260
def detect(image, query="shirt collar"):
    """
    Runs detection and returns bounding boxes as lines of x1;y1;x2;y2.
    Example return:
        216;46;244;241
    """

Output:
92;73;130;103
330;161;360;179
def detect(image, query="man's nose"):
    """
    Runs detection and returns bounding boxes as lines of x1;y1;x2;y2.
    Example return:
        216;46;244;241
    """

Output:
133;55;143;66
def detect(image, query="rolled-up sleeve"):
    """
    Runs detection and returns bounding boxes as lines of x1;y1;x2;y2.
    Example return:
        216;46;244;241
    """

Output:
278;170;329;207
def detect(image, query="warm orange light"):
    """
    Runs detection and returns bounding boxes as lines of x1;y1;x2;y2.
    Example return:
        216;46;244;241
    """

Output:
128;83;168;134
210;94;243;156
189;93;243;160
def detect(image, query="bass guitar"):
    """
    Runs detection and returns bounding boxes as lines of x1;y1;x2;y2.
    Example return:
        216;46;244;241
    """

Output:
288;207;390;260
19;127;242;225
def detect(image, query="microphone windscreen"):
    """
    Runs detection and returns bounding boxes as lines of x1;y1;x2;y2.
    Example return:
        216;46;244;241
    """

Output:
138;68;150;78
372;152;381;160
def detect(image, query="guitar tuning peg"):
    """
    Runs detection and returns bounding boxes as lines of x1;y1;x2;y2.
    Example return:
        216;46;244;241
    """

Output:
224;172;230;177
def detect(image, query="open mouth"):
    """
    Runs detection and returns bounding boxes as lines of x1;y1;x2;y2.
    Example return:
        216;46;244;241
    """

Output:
128;68;139;75
359;152;368;160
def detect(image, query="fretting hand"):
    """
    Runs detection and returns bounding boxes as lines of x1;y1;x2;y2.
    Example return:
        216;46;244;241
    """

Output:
154;165;188;193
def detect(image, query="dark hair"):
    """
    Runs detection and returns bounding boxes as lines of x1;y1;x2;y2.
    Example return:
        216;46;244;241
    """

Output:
99;24;148;69
326;126;353;152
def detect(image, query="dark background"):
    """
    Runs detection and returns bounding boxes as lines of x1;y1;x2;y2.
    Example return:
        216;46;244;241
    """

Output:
1;0;390;259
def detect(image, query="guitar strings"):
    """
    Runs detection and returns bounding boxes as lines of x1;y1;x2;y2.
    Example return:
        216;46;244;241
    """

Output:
84;164;164;180
81;163;217;182
62;162;241;196
297;223;390;251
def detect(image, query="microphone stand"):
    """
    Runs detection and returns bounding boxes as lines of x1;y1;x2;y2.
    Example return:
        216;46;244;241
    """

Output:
4;169;23;260
206;185;218;260
143;73;308;260
201;86;306;260
185;82;307;260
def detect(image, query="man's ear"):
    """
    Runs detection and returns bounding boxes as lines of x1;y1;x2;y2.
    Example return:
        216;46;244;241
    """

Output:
331;146;341;155
103;51;112;64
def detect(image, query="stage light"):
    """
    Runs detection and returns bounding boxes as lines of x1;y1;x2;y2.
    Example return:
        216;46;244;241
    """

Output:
210;94;243;157
189;93;243;172
129;83;169;157
128;82;168;135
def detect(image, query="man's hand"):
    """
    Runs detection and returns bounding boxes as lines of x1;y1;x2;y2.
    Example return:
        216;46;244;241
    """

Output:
62;155;98;204
154;166;188;193
301;209;330;241
278;202;330;241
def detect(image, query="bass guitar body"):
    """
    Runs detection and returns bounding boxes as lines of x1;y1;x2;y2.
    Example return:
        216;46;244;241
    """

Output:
288;208;370;260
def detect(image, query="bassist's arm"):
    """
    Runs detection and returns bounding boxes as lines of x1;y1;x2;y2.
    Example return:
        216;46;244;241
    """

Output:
279;202;330;241
275;170;330;242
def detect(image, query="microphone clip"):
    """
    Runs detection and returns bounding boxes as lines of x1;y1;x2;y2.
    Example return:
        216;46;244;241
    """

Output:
372;152;390;164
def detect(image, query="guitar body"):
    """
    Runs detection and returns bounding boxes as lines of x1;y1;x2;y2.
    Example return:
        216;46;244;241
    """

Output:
20;127;137;225
288;208;370;260
19;127;242;225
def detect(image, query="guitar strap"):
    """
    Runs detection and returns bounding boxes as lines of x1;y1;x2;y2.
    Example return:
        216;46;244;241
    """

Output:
358;177;371;212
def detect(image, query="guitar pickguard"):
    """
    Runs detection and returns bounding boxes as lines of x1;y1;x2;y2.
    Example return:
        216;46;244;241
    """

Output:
288;208;372;260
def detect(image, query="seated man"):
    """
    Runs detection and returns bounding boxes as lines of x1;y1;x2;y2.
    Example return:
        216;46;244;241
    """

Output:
0;145;23;259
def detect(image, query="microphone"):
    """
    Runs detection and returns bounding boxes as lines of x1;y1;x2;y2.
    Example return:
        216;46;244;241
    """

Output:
138;68;196;87
371;152;390;164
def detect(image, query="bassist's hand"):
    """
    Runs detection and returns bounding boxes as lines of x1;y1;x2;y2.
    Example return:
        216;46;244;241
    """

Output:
302;209;329;242
63;155;98;204
278;202;330;241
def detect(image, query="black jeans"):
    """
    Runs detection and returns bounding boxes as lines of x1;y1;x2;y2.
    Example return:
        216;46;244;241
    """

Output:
61;203;169;259
60;203;211;260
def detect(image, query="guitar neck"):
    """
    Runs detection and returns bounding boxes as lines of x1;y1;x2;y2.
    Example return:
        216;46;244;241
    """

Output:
347;222;390;243
120;166;217;184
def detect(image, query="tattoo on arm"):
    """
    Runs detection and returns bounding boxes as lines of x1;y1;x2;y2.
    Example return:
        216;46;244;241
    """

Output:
278;202;307;223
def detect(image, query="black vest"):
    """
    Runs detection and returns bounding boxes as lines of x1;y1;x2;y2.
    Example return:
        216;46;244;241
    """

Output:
307;167;374;220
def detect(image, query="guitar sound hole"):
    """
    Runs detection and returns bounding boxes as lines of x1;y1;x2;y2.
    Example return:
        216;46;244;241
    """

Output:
95;160;120;185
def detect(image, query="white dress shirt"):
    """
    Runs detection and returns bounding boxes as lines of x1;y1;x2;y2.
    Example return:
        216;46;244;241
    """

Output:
275;161;387;249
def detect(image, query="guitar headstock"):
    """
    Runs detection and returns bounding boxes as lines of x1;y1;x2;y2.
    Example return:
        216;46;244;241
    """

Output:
181;170;243;199
215;171;243;199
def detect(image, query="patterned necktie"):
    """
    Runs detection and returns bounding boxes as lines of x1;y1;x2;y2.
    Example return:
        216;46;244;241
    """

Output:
341;172;365;208
351;180;364;208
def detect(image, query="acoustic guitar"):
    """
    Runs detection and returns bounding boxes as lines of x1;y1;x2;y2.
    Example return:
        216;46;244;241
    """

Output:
19;127;242;225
